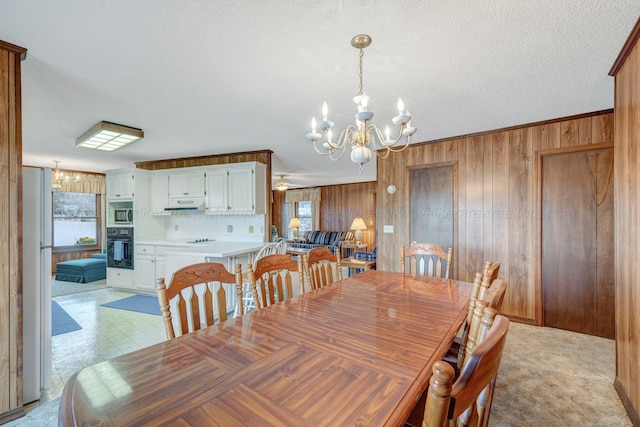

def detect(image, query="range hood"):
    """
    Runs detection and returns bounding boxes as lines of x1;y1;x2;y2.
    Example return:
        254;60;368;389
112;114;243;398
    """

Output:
164;199;206;211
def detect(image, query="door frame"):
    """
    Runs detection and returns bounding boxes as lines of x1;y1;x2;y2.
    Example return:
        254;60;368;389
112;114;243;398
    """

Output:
534;141;613;326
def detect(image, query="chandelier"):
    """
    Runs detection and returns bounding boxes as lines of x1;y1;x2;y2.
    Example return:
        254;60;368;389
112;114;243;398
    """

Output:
275;176;289;191
306;34;416;173
52;160;80;192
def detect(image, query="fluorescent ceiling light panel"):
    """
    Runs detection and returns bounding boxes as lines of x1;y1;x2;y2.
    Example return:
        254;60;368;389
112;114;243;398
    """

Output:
76;121;144;151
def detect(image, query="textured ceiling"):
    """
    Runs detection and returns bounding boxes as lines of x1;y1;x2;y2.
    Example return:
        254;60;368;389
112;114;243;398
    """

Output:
1;1;638;189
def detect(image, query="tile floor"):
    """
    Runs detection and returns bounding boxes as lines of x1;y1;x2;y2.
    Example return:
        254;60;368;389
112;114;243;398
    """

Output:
46;287;168;401
7;285;167;426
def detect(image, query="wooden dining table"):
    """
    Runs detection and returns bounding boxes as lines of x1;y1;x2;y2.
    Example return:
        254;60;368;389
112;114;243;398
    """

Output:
58;270;473;427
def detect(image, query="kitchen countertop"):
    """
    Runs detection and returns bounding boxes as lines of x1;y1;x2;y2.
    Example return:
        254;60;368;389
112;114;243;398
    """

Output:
135;239;265;258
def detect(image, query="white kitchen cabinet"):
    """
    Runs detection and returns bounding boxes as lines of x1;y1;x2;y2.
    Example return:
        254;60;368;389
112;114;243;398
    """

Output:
228;167;255;212
156;254;167;284
150;173;170;214
135;245;156;291
206;162;266;214
169;170;206;199
205;169;228;213
106;170;134;200
107;267;134;289
135;256;156;291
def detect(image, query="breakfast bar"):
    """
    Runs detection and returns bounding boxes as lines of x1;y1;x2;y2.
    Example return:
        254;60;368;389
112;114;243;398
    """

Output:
59;271;473;426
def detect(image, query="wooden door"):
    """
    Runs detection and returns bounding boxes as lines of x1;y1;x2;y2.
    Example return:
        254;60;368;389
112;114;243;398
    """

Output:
409;165;455;261
542;148;614;338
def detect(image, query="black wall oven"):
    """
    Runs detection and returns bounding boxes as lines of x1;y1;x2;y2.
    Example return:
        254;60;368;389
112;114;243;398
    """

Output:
106;227;134;269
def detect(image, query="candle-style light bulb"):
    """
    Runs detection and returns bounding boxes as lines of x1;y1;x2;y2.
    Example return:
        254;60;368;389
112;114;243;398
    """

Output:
322;102;328;121
397;98;405;115
385;125;391;140
327;129;332;143
311;116;317;133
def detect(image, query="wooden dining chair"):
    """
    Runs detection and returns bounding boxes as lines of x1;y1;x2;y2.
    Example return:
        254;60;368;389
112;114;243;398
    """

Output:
400;243;453;278
304;247;342;291
422;314;509;427
487;279;507;313
248;253;305;309
156;262;243;339
483;261;501;283
479;261;501;300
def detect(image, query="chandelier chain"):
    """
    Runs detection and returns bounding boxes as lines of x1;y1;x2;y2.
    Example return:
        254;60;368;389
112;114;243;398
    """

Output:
358;48;364;96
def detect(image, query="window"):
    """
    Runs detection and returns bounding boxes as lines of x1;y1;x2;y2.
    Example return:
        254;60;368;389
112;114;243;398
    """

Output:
297;201;312;234
53;192;100;249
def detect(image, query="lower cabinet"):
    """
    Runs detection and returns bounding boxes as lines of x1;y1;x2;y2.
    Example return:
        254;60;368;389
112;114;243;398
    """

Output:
135;255;156;291
107;267;134;289
135;245;156;292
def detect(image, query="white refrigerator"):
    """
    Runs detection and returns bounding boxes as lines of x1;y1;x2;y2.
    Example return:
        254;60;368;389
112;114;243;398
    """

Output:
22;166;52;404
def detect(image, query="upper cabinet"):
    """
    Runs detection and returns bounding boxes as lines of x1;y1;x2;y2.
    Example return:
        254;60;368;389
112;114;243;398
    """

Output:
106;170;135;200
168;170;206;199
150;173;170;214
206;162;266;215
111;162;267;217
205;169;228;213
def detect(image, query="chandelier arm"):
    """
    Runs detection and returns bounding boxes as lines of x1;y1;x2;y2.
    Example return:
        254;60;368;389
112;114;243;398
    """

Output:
365;123;406;149
313;140;336;155
384;136;412;153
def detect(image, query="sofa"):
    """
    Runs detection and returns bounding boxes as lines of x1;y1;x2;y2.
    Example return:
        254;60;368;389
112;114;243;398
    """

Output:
288;230;354;255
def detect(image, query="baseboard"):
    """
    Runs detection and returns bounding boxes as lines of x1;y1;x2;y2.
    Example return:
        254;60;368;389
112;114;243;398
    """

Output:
614;377;640;426
0;407;26;424
504;315;536;325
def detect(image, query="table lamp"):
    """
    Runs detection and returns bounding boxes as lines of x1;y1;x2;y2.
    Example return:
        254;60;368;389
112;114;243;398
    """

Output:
289;217;301;239
350;217;367;244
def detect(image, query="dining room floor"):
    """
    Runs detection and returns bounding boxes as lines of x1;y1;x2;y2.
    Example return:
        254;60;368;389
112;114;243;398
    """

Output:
6;284;634;426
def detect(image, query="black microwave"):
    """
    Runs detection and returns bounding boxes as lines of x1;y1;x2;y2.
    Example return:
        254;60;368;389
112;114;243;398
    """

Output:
114;208;133;224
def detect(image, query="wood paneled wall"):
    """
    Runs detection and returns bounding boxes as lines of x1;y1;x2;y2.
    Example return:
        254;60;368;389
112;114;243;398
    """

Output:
272;181;377;249
610;17;640;426
271;189;286;238
377;110;613;324
320;182;377;250
0;39;27;424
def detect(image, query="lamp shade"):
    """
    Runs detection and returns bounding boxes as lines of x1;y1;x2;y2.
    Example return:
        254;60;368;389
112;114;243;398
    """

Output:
350;217;367;244
288;218;301;228
350;217;367;230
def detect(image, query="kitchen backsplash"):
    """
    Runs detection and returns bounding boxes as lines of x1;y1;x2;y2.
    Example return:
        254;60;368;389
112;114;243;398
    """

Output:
165;212;266;242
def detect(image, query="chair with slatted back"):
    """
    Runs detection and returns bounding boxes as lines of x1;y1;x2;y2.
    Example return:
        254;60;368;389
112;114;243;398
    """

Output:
400;243;453;278
248;253;305;309
484;261;501;283
422;314;509;427
479;261;501;300
487;279;507;313
304;247;342;291
229;242;279;316
274;239;288;254
156;262;243;340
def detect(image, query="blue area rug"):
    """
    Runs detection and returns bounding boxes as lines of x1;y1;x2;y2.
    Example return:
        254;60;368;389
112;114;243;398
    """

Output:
52;301;82;336
101;295;161;316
